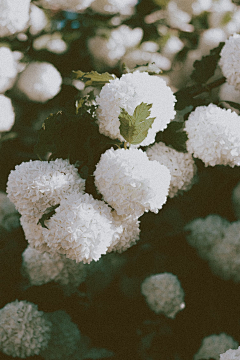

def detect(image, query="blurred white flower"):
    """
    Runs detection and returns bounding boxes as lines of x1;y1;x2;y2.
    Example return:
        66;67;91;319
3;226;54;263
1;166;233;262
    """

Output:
96;72;176;147
90;0;137;15
33;32;68;54
0;0;31;37
94;148;171;218
141;273;185;318
0;300;52;358
198;28;227;56
219;34;240;91
0;47;18;93
0;94;15;132
194;333;239;360
16;62;62;103
28;4;49;36
38;0;94;11
146;142;197;198
88;26;143;71
184;104;240;167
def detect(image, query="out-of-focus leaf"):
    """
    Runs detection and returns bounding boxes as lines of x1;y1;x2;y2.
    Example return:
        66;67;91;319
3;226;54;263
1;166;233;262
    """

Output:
155;121;188;152
73;70;116;87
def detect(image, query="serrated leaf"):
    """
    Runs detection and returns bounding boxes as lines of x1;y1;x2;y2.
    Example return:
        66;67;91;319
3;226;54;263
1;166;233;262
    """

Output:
190;42;225;84
73;70;116;87
37;204;60;229
119;102;155;145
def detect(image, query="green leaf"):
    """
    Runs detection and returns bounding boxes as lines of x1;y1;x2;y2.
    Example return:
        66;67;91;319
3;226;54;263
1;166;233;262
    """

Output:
119;102;155;145
37;204;60;229
219;100;240;111
72;70;116;87
190;42;225;84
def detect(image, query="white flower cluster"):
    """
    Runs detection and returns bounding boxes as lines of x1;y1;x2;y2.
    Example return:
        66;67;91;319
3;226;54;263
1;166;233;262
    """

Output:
0;94;15;132
194;333;239;360
28;4;49;36
87;25;143;71
90;0;137;15
0;191;19;231
219;34;240;91
185;214;229;259
198;28;227;56
16;62;62;103
38;0;94;11
184;104;240;167
7;158;85;218
96;72;176;147
141;273;185;318
42;192;123;263
94;148;171;218
146;142;197;198
0;0;31;37
0;300;52;358
185;215;240;282
33;32;68;54
220;346;240;360
0;46;18;93
40;310;82;360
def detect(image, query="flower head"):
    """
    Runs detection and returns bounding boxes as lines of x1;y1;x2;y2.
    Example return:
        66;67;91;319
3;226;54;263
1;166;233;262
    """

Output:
94;147;171;218
0;0;31;37
141;273;185;318
0;94;15;132
184;104;240;167
146;142;197;198
220;346;240;360
96;72;176;147
16;62;62;103
0;300;52;358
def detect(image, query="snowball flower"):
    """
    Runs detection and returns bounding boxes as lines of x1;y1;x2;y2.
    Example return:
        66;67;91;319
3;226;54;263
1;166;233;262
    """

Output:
122;48;171;72
141;273;185;318
87;26;143;71
220;346;240;360
22;246;88;291
7;158;85;218
146;142;197;198
0;47;18;93
94;148;171;218
219;82;240;105
0;94;15;132
185;214;230;259
0;191;19;231
0;300;52;358
219;34;240;91
16;62;62;103
194;333;239;360
184;103;240;167
40;311;83;360
198;28;227;56
232;181;240;219
96;72;176;147
42;192;123;263
208;221;240;282
38;0;94;11
28;4;49;36
0;0;31;37
90;0;137;15
33;33;68;54
107;210;141;253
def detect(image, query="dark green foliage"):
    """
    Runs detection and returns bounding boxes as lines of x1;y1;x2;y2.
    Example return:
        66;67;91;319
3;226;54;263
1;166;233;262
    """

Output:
190;42;225;84
72;70;116;87
119;102;155;145
37;204;60;229
155;121;188;152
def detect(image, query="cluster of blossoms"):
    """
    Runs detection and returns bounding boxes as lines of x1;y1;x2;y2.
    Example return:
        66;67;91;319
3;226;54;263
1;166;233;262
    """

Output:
220;346;240;359
194;333;239;360
141;273;185;318
184;104;240;167
185;214;240;282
